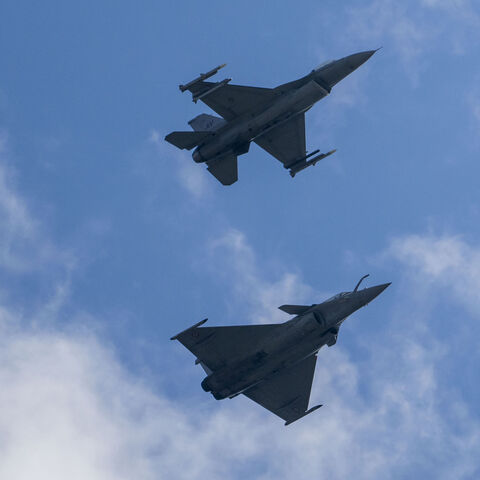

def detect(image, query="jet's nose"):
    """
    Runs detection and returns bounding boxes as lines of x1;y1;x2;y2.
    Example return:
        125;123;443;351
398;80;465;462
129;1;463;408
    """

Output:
318;49;378;88
361;282;391;305
344;50;378;70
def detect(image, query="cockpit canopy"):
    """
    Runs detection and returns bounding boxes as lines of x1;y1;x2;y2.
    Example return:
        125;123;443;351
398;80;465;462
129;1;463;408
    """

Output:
326;291;349;302
314;59;335;71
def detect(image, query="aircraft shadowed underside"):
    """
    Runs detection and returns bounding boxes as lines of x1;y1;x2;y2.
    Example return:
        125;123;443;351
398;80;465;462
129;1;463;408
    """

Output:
171;275;390;425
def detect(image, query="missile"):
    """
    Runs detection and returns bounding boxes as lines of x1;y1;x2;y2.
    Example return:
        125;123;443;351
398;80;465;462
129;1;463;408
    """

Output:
286;149;320;167
179;64;227;92
289;149;337;177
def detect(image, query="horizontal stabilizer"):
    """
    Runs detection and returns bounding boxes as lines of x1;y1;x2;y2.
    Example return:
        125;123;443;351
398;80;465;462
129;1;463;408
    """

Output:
278;304;311;315
188;113;226;132
206;154;238;186
165;131;211;150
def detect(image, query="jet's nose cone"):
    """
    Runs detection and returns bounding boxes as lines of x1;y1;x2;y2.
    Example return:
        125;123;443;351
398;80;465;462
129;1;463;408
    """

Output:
361;282;391;305
318;49;378;88
346;50;377;69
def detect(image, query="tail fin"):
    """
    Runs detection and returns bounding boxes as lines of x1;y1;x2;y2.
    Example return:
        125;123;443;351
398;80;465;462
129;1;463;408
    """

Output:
188;114;226;132
165;131;211;150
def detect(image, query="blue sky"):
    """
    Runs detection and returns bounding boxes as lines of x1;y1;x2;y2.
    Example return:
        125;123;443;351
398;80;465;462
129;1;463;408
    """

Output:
1;1;480;478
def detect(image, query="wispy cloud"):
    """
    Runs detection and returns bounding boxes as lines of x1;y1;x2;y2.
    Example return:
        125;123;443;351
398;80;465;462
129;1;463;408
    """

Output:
0;131;74;275
1;220;480;478
201;228;480;477
2;127;480;478
150;130;211;200
0;130;75;321
209;228;315;323
322;0;480;84
2;259;479;479
346;1;430;76
0;131;41;271
387;233;480;315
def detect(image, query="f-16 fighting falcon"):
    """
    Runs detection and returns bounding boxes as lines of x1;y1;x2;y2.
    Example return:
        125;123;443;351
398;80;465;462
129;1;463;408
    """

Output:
165;50;378;185
171;275;390;425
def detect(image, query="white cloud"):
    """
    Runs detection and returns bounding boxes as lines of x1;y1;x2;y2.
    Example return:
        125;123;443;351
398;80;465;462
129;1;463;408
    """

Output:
2;127;480;479
202;229;480;477
0;220;479;479
347;1;429;73
150;130;211;200
0;131;40;271
0;131;73;275
388;233;480;314
209;229;315;323
333;0;480;82
1;300;479;480
0;317;231;480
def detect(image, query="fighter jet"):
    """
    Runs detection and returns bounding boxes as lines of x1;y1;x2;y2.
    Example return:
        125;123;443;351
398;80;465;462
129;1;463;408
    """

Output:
171;275;390;425
165;50;378;185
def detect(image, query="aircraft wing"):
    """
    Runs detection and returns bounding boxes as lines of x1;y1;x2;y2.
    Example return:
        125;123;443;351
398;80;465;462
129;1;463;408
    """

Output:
186;81;277;120
243;354;318;425
172;323;281;372
254;114;306;166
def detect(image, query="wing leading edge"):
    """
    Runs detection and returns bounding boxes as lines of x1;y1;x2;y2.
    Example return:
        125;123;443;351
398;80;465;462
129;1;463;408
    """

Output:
243;354;321;425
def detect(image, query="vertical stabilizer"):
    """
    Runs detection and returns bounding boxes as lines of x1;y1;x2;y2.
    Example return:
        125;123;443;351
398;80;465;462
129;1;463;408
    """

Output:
188;113;226;132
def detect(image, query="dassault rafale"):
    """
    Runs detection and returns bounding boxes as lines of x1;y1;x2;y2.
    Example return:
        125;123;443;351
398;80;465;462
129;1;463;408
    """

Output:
171;275;390;425
165;50;378;185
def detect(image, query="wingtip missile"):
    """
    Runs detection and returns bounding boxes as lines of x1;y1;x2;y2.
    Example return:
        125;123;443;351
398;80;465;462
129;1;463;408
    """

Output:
179;64;227;92
289;149;337;177
193;78;231;103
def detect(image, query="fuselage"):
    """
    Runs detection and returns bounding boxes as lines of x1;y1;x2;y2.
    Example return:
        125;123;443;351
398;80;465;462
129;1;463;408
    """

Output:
193;76;326;163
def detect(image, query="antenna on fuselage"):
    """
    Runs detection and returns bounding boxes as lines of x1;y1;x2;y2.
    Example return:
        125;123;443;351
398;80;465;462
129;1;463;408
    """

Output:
353;274;370;292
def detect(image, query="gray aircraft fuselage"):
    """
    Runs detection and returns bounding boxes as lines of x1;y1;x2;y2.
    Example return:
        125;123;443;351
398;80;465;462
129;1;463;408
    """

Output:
201;281;390;400
192;50;376;165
